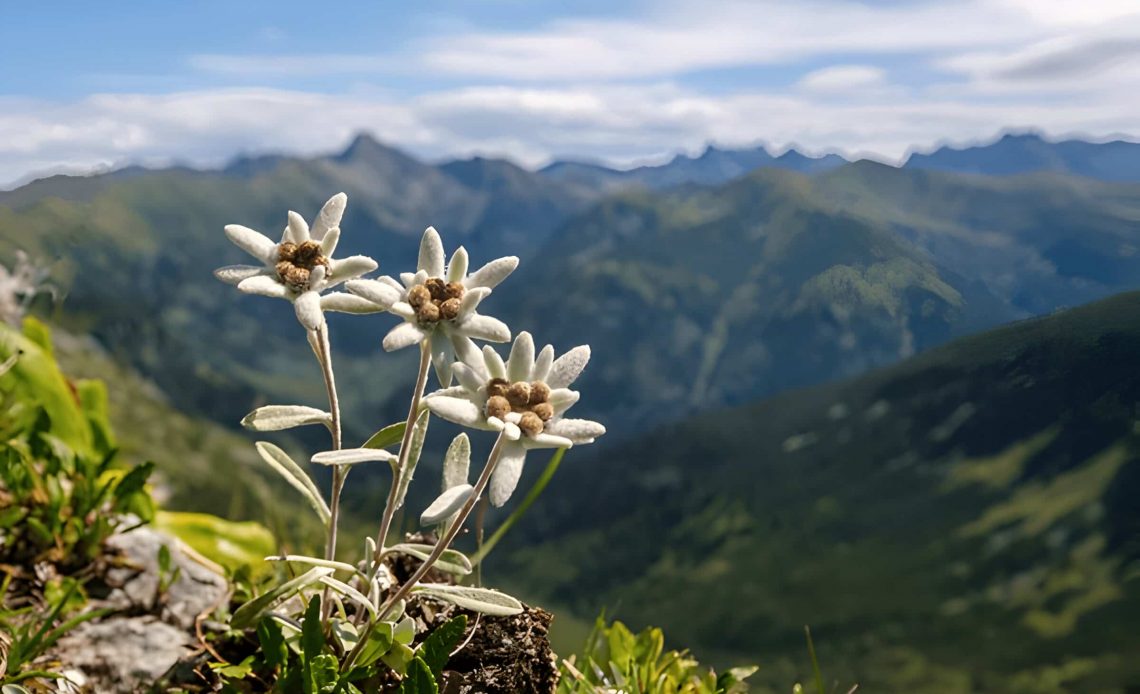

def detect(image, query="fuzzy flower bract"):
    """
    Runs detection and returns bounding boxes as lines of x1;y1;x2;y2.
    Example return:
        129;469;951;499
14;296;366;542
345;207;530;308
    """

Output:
424;331;605;506
345;226;517;386
214;193;380;330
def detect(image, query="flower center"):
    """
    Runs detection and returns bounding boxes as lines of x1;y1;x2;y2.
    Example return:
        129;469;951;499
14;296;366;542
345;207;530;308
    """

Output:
408;278;465;324
276;241;329;291
484;378;553;437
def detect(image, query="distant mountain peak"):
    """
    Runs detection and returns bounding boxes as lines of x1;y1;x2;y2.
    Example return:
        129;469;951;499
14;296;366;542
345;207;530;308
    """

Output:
337;132;405;163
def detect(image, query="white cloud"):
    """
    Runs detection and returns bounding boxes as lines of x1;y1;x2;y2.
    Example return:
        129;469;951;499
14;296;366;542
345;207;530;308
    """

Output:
186;1;1140;82
796;65;887;93
3;0;1139;187
341;1;1135;82
2;77;1136;189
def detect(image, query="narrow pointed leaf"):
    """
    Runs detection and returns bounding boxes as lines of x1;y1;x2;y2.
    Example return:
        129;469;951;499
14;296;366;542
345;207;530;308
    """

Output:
318;576;377;618
254;442;330;525
362;421;406;450
387;543;472;576
231;567;333;630
311;448;397;466
394;408;429;510
264;555;361;575
412;584;523;616
420;484;474;526
442;433;470;490
241;405;331;432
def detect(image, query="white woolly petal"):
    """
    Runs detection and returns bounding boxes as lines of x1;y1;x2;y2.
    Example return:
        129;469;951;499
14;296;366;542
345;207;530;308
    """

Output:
507;332;535;383
400;272;418;288
383;322;428;351
312;192;347;240
430;335;456;388
544;418;606;444
426;395;486;428
225;224;278;265
547;345;591;389
238;275;289;299
427;385;470;399
503;422;522;440
215;265;265;285
378;275;404;292
456;314;511;343
308;264;327;291
320;226;341;257
452;362;486;393
466;256;519;290
457;286;490;319
294;291;325;330
524;433;574;449
504;412;522;425
489;444;527;507
286;210;311;244
451;334;484;373
418;226;446;277
345;279;401;308
548;389;580;416
328;255;378;286
447;246;469;283
320;292;385;314
486;416;506;431
533;345;555;382
390;302;416;320
482;345;507;379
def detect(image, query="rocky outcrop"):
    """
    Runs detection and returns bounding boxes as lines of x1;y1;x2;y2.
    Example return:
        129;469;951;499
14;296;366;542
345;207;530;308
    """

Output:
49;527;227;693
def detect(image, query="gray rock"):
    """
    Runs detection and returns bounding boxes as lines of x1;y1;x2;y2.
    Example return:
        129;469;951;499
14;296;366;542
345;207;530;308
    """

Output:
51;617;195;694
47;526;228;692
102;526;227;629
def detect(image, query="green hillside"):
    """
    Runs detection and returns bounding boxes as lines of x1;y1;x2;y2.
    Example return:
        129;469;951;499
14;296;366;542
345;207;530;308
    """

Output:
502;291;1140;693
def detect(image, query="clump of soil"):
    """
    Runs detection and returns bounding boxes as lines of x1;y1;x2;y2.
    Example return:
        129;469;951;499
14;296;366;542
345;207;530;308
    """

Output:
441;605;558;694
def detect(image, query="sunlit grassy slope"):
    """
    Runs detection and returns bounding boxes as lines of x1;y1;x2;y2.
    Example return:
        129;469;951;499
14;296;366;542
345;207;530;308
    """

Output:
503;290;1140;693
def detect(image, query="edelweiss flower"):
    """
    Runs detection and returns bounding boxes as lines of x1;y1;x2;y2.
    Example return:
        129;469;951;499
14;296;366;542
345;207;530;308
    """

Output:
214;193;380;330
345;226;516;386
424;331;605;506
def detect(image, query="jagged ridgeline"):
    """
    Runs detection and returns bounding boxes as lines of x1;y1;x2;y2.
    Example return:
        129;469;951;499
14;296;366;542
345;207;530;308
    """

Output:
504;291;1140;693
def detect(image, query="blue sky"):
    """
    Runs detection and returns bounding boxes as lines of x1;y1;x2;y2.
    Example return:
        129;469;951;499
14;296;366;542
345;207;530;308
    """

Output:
1;0;1138;187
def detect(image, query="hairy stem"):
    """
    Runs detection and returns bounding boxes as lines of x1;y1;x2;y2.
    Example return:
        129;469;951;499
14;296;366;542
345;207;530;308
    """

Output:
373;340;432;559
344;431;508;672
474;497;488;588
313;323;344;621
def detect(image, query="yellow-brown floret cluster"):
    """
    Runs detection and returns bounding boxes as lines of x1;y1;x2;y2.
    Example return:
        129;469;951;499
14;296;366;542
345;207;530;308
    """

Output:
275;241;329;290
484;377;553;437
409;278;465;324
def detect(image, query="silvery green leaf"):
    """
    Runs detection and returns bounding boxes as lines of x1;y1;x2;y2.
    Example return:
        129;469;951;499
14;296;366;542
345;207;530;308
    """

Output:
394;408;429;510
412;584;523;616
254;442;330;525
264;554;361;575
318;576;377;618
241;405;331;432
231;567;333;630
362;420;406;450
394;615;416;645
420;484;474;526
331;618;359;651
311;448;397;466
387;543;473;576
442;433;471;490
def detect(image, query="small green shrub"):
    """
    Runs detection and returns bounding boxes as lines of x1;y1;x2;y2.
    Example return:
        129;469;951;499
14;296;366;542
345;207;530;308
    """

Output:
558;617;756;694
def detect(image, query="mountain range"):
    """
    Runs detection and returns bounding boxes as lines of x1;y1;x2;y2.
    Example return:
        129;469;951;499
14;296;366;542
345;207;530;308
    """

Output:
3;132;1140;444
